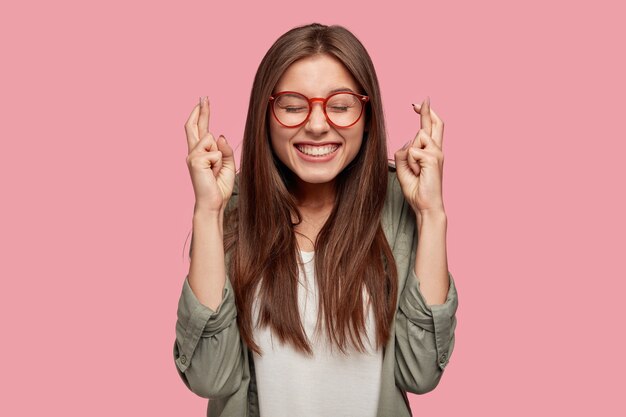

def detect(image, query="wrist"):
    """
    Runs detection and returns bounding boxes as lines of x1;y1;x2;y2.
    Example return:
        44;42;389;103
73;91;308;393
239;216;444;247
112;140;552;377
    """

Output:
193;206;224;224
417;209;447;225
194;200;227;217
419;208;446;218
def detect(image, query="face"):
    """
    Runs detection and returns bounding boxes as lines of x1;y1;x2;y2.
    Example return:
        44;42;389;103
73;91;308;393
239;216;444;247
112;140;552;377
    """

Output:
268;53;367;186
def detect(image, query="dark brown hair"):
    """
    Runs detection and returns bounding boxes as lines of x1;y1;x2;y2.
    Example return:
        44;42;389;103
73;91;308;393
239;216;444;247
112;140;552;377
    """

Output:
223;22;398;356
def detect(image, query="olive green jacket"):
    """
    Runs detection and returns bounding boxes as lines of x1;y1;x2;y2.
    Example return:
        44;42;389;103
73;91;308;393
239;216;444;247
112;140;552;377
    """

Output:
173;165;459;416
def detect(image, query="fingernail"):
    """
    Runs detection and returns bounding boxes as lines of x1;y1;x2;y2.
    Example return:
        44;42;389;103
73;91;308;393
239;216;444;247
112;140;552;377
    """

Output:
221;135;227;143
199;96;203;106
401;140;411;150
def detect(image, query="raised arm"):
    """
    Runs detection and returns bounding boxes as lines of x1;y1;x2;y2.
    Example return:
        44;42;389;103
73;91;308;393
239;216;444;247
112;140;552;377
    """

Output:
173;96;243;399
394;208;458;393
391;97;459;393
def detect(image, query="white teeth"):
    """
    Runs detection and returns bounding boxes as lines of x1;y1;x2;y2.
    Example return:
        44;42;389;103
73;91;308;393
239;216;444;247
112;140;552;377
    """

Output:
295;144;339;156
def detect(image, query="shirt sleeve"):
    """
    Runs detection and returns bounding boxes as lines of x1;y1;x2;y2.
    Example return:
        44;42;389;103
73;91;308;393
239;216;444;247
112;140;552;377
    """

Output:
395;264;459;394
173;183;245;400
173;272;245;399
387;167;459;394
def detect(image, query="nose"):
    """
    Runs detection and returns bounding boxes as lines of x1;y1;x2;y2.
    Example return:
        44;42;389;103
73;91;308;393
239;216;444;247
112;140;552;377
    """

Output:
304;101;330;134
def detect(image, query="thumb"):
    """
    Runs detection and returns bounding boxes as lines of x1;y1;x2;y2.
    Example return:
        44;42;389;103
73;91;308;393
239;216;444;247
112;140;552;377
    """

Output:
217;135;235;171
407;147;421;176
394;148;414;187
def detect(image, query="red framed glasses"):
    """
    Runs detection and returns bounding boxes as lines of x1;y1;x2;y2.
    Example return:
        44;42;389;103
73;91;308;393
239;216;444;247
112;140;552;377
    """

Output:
269;90;369;128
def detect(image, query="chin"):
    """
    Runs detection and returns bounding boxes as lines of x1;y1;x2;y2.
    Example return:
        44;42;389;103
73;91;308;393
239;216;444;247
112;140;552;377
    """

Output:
293;170;340;185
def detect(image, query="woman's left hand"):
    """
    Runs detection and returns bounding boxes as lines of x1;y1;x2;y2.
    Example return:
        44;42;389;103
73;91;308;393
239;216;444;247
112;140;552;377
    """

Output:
394;97;446;215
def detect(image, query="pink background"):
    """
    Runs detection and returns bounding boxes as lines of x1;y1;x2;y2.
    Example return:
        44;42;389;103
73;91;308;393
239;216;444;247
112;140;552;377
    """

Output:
2;0;624;415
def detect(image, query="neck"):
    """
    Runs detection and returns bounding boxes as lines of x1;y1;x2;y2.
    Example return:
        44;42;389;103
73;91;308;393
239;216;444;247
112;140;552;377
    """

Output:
291;177;336;210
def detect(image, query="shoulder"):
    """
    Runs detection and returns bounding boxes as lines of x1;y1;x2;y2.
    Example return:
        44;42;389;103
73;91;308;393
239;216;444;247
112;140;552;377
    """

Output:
382;161;413;243
224;172;241;214
384;161;408;222
385;160;402;197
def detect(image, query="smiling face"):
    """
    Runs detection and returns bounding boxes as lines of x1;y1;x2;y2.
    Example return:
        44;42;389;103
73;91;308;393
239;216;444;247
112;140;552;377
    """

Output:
268;53;367;187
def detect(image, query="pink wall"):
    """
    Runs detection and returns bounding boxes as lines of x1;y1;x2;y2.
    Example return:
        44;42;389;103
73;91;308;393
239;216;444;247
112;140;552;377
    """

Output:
2;0;624;415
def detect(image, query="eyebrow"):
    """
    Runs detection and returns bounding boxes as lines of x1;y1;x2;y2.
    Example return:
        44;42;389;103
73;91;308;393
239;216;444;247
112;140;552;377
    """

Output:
273;87;357;97
328;87;355;94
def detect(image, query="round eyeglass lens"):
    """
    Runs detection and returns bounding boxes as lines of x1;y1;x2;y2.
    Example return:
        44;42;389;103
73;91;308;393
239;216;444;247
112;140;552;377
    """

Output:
273;93;309;126
326;93;363;126
273;93;363;127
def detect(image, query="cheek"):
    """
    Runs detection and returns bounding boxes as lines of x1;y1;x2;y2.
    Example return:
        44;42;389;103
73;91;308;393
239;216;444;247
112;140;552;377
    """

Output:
347;130;365;154
268;131;292;165
350;141;364;159
269;119;287;145
269;129;287;150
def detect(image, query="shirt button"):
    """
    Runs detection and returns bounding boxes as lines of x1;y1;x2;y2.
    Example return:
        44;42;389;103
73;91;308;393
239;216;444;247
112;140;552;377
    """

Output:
181;355;187;364
439;353;447;364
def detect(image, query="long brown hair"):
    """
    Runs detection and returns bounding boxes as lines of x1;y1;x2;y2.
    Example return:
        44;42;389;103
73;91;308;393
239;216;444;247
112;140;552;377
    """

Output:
223;22;398;356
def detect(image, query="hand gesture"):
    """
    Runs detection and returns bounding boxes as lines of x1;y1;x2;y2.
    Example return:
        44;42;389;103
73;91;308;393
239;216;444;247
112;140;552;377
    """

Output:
394;97;445;215
184;97;236;212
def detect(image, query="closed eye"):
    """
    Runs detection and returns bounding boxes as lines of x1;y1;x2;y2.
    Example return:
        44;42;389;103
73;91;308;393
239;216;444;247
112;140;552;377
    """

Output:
283;106;307;113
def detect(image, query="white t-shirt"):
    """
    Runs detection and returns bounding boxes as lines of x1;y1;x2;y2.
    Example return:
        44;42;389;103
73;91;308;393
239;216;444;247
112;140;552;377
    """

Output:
251;250;383;417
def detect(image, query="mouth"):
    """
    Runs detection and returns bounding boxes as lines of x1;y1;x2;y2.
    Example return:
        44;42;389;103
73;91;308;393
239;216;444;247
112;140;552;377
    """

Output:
294;143;341;157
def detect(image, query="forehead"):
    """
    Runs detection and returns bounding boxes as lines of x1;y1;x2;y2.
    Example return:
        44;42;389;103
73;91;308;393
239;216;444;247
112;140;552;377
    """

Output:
274;53;360;97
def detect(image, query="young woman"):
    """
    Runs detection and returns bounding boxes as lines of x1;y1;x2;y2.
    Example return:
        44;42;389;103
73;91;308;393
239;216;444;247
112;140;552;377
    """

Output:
174;23;459;417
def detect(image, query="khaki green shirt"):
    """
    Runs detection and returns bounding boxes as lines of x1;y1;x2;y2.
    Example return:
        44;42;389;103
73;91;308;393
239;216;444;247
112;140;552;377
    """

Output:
173;165;459;416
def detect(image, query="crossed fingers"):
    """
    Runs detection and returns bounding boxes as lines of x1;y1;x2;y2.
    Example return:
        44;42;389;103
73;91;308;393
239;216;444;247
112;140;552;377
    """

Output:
184;96;218;154
410;96;444;150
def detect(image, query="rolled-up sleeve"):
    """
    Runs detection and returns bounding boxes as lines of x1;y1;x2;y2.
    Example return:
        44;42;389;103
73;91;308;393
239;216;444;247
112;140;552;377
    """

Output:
395;252;459;394
386;166;459;395
173;273;244;399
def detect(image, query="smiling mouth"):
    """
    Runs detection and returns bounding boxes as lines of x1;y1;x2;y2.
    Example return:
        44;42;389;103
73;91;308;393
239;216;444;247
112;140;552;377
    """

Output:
294;144;340;157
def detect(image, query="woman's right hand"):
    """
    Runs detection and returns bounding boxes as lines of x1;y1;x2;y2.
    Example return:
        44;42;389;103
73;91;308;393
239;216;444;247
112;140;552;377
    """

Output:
184;96;236;212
